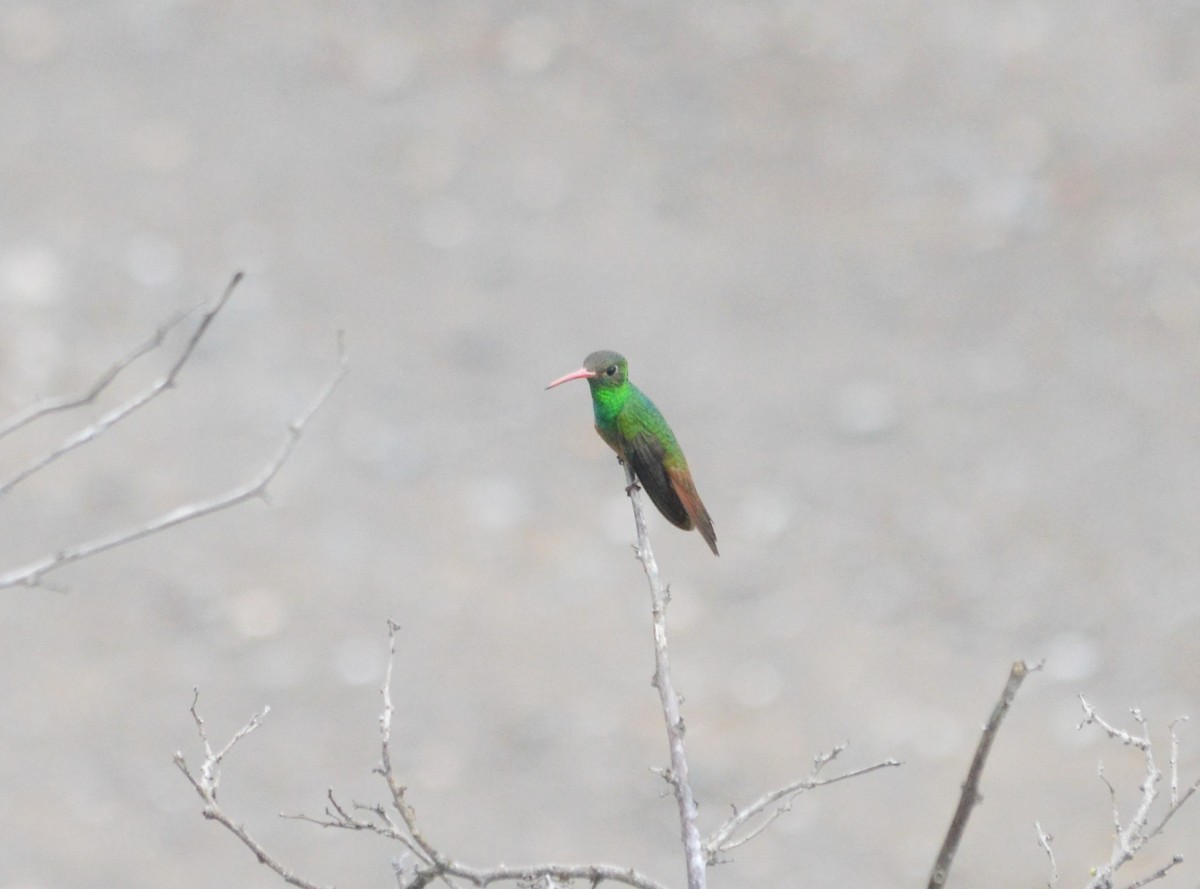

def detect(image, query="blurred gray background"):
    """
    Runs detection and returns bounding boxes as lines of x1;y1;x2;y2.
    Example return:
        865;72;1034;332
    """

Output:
2;2;1199;887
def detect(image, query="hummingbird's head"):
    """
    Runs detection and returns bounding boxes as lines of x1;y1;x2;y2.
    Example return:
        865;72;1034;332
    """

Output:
582;351;628;388
545;350;628;390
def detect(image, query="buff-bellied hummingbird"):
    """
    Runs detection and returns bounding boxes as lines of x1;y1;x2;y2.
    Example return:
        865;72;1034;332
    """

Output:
546;350;718;556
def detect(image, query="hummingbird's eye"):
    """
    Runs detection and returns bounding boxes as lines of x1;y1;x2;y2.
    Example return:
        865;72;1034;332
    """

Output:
606;365;617;376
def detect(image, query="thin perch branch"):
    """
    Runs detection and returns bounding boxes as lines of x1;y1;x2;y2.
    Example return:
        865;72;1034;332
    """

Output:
623;461;706;889
927;660;1040;889
1075;699;1195;889
175;692;331;889
180;626;671;889
703;745;900;863
0;272;242;499
1149;717;1199;840
0;309;189;442
0;325;348;590
1034;822;1058;889
265;621;670;889
373;620;670;889
1122;855;1184;889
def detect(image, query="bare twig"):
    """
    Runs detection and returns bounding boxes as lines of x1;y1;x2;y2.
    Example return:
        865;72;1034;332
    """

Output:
1077;699;1152;750
184;687;272;800
622;461;705;889
927;659;1040;889
0;327;348;590
175;692;331;889
371;620;670;889
282;789;427;863
1167;718;1184;808
624;463;898;877
1076;699;1195;889
1122;855;1184;889
702;745;900;864
1151;718;1200;839
250;621;669;889
0;310;189;441
1034;821;1058;889
399;859;665;889
0;272;242;499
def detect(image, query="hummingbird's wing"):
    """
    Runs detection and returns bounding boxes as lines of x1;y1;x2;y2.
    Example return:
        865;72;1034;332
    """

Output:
623;430;695;531
619;395;719;555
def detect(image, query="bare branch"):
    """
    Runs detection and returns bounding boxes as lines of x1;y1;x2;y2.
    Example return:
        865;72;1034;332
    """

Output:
0;272;242;499
281;790;426;862
1149;718;1200;839
1034;822;1058;888
926;659;1041;889
0;327;348;590
174;692;328;889
1081;703;1157;889
1076;700;1195;889
1150;774;1200;840
185;687;271;800
622;461;705;889
260;621;670;889
703;745;900;863
1077;698;1152;751
1167;718;1185;808
1121;855;1184;889
368;621;671;889
401;861;667;889
0;309;189;441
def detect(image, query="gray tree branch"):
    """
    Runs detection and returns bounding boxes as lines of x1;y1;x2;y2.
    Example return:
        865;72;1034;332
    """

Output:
702;744;900;864
0;284;348;590
0;272;241;499
1075;699;1197;889
183;621;671;889
927;659;1040;889
0;309;188;442
175;693;333;889
621;461;706;889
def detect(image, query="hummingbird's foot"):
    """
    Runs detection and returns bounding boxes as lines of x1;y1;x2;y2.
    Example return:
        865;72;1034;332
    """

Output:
625;479;641;495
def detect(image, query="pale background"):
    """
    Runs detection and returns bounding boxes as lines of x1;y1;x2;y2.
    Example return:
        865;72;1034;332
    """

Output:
2;3;1199;887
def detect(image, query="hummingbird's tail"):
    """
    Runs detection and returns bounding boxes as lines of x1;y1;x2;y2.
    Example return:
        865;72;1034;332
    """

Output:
673;477;718;556
657;464;718;556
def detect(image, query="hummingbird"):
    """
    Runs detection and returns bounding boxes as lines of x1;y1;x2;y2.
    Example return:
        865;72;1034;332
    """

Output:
546;350;718;555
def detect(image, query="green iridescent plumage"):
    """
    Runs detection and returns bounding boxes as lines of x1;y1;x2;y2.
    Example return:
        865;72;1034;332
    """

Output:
547;350;718;556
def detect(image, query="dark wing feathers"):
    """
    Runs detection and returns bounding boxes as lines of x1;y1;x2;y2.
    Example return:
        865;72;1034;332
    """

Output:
618;398;719;556
624;430;693;530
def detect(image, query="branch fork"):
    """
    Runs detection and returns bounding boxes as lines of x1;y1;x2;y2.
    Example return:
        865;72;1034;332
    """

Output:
0;273;348;591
